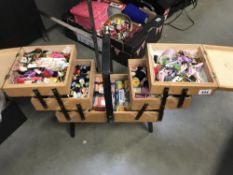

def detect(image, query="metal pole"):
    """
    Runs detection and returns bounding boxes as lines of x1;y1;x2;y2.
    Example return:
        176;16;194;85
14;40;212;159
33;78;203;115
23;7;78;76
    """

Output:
87;0;101;72
102;34;114;122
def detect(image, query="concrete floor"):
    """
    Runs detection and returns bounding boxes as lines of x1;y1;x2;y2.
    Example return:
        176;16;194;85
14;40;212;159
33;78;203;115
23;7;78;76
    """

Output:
1;0;233;175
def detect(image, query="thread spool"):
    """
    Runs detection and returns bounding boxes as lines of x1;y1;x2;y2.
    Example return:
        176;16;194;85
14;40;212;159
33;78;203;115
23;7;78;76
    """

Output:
135;68;146;81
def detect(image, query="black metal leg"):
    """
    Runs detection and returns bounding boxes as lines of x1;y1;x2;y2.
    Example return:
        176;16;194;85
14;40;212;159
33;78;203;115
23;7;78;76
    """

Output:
135;103;148;120
110;46;114;73
158;87;169;121
87;0;100;72
76;104;85;120
177;88;188;108
148;122;153;133
52;88;71;121
102;73;114;123
33;89;48;109
69;123;75;138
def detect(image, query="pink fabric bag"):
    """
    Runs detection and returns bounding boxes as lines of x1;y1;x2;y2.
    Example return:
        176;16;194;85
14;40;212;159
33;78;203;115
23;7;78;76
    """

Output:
70;1;109;31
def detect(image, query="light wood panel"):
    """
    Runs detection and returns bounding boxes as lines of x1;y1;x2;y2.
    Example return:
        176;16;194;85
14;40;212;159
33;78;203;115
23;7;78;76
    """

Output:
0;47;21;89
204;45;233;91
56;111;107;123
56;111;158;123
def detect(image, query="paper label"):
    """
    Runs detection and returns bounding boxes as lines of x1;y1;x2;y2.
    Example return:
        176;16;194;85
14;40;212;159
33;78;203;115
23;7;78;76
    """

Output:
155;17;162;22
198;89;212;95
118;89;125;104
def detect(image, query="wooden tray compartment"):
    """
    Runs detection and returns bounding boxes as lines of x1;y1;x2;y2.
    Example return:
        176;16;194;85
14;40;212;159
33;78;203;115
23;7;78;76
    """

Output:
31;59;95;110
55;110;158;123
147;43;218;95
55;74;159;123
1;45;77;97
56;111;106;123
128;59;192;110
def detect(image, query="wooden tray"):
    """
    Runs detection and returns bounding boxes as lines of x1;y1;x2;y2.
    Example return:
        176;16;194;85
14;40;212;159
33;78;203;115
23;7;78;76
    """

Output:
146;43;218;95
55;74;158;123
31;59;95;111
128;59;192;110
0;45;77;97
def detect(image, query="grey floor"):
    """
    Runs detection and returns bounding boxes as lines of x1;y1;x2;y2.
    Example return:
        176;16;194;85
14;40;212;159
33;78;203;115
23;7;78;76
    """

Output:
1;0;233;175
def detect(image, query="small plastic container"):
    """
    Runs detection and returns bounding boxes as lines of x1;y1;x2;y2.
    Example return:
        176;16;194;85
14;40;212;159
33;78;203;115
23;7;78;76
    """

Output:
70;1;109;31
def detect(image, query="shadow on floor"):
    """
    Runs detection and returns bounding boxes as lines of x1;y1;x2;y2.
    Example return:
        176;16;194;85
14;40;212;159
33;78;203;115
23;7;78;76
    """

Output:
215;130;233;175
